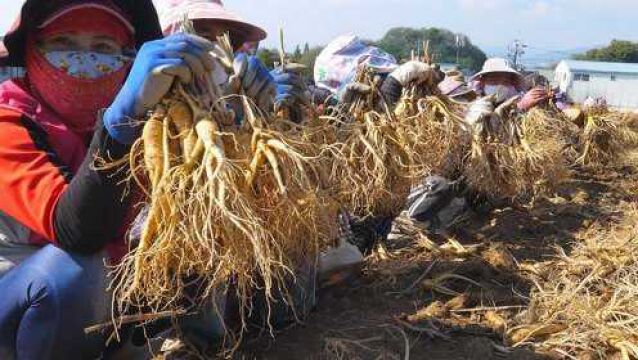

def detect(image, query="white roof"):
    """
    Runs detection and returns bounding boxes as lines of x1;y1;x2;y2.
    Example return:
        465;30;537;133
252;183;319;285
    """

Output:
559;60;638;75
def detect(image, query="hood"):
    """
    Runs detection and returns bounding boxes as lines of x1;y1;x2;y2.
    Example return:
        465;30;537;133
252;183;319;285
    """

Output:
0;0;162;67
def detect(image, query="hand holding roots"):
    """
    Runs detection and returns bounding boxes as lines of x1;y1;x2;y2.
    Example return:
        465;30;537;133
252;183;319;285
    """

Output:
114;49;339;333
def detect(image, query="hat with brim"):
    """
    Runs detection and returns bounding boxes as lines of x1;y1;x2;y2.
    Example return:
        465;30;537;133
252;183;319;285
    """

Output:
156;0;266;43
470;57;523;83
1;0;162;67
438;77;464;96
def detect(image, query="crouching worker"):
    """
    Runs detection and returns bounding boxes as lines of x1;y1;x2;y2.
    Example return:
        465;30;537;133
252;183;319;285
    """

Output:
314;35;444;114
0;0;225;357
156;0;310;123
470;57;549;113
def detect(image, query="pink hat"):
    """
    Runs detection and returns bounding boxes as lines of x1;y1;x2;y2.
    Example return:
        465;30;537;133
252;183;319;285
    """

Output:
438;76;474;98
155;0;266;42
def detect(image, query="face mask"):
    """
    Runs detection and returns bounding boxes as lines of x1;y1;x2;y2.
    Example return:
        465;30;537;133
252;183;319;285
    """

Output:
484;84;518;103
27;44;131;136
44;51;130;79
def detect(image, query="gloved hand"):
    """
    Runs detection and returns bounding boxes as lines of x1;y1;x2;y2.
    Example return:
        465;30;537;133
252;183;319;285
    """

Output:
464;96;495;128
381;61;444;108
388;61;443;87
339;82;372;106
230;54;277;113
104;34;216;145
517;87;549;111
271;65;310;123
495;95;522;119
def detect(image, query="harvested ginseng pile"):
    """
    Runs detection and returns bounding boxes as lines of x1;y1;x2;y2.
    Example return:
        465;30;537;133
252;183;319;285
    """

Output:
111;35;339;337
509;204;638;359
398;94;468;179
460;96;570;199
575;109;638;166
323;68;422;218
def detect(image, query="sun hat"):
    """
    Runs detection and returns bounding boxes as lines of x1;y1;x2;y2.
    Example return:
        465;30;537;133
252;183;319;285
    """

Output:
313;35;397;95
438;76;474;98
1;0;162;66
470;57;523;83
154;0;266;42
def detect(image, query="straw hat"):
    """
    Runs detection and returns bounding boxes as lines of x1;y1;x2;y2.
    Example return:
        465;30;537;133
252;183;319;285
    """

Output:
154;0;266;42
471;57;523;82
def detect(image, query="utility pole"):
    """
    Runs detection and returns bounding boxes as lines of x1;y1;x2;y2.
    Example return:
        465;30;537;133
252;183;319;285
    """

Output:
455;34;465;66
508;39;527;71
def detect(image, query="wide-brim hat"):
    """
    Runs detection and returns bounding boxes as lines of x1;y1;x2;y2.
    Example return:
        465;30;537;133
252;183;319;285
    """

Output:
155;0;266;43
471;57;523;83
438;76;472;96
1;0;162;67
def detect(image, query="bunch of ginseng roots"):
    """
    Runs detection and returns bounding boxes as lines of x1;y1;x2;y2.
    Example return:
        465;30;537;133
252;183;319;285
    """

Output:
111;35;340;335
575;109;638;166
459;96;571;199
509;205;638;359
319;67;464;219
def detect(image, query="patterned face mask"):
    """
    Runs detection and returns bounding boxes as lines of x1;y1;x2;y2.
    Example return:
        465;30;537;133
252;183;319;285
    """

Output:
44;51;131;79
484;84;518;104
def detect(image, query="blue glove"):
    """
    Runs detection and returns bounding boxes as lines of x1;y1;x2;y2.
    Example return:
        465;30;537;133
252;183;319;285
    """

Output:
104;33;216;144
232;54;276;113
271;67;310;122
271;68;307;107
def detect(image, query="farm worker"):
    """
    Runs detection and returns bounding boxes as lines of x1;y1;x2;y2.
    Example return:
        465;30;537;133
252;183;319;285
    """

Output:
471;57;549;112
314;34;444;110
155;0;309;122
0;0;224;357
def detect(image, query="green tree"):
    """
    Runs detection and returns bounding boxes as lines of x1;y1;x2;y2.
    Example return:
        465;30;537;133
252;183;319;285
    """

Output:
295;46;324;78
376;27;487;71
257;48;279;69
574;40;638;63
292;45;302;61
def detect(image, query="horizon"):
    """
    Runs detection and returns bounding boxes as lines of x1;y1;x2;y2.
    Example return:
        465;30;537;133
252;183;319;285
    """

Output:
1;0;636;62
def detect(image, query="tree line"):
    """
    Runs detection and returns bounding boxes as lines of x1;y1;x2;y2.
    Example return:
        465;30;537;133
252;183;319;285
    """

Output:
257;27;488;79
574;40;638;63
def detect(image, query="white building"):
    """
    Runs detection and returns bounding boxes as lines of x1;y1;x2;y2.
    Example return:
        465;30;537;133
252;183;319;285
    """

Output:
554;60;638;109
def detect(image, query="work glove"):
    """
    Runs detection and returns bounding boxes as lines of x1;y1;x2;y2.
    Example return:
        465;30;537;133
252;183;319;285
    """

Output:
339;82;372;107
463;96;495;129
495;95;521;119
230;54;277;114
517;87;549;111
271;65;310;123
104;33;216;144
381;61;444;108
388;61;443;87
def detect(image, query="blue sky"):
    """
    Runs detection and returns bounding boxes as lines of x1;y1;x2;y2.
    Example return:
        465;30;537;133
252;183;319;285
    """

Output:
1;0;636;54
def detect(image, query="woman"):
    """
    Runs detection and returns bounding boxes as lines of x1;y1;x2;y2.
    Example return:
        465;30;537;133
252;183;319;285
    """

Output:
0;0;216;358
155;0;309;122
315;34;443;111
471;57;548;111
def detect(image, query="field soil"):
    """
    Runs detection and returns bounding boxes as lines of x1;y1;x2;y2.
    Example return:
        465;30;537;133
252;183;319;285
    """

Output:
239;151;638;360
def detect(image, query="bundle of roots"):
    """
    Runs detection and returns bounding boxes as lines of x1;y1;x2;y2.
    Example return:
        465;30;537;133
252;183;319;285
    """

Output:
576;110;638;166
461;98;569;199
509;205;638;359
400;95;468;178
327;110;418;218
322;69;424;218
111;36;339;338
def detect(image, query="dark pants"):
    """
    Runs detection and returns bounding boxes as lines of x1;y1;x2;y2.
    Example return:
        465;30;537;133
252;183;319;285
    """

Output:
0;245;109;360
